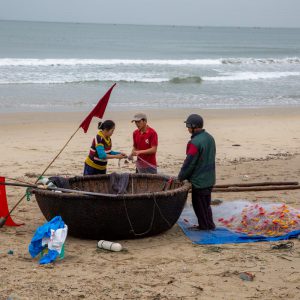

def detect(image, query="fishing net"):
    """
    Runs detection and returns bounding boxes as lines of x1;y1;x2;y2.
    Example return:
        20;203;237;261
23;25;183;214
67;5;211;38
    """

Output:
135;158;158;174
213;200;300;237
126;156;160;174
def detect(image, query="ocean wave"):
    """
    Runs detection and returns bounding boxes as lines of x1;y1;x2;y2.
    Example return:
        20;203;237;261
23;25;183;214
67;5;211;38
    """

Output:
169;76;202;84
203;71;300;81
0;76;202;85
0;77;170;85
0;71;299;85
72;78;169;84
221;57;300;65
0;58;221;67
0;57;300;67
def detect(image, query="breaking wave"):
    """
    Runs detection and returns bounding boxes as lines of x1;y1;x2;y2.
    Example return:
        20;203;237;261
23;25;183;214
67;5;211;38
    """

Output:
203;71;300;81
0;57;300;67
169;76;202;84
1;72;299;85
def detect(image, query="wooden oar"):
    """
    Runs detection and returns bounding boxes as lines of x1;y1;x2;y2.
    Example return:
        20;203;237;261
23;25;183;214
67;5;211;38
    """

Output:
0;181;118;198
0;181;121;226
214;181;298;188
0;181;119;228
213;185;300;193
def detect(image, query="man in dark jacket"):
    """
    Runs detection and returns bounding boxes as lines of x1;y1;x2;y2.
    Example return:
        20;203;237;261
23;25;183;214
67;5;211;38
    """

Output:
178;114;216;230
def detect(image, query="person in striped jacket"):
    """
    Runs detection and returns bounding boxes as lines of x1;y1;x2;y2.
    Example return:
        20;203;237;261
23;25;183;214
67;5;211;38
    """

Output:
84;120;127;175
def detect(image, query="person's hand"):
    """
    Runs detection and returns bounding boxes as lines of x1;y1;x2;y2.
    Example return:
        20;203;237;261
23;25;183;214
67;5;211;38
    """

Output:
132;150;142;156
115;153;126;159
120;152;128;158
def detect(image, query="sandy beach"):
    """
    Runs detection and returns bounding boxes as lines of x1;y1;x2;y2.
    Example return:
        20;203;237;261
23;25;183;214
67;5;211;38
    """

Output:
1;107;300;299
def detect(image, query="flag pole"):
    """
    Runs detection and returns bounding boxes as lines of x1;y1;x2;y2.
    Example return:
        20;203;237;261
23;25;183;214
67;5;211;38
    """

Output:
0;126;81;228
36;126;81;181
0;83;116;228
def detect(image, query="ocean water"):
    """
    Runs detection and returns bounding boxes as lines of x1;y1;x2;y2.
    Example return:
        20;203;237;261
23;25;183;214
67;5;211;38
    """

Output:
0;20;300;112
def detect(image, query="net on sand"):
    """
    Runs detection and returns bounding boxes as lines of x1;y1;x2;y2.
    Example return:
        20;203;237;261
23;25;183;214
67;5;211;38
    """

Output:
213;200;300;237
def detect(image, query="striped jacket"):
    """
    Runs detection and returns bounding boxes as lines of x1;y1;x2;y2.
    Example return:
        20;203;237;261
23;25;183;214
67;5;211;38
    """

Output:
85;131;119;171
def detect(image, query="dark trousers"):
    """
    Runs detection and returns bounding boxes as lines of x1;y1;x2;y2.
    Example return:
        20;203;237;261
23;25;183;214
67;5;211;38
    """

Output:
83;163;106;175
192;186;215;230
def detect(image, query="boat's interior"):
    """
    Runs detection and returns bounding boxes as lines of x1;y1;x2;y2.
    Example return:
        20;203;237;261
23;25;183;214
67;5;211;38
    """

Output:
68;174;183;195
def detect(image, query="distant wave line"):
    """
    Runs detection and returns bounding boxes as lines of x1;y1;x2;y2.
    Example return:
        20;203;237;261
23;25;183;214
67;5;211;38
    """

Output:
0;76;202;84
0;57;300;67
0;78;169;84
203;71;300;81
0;72;299;85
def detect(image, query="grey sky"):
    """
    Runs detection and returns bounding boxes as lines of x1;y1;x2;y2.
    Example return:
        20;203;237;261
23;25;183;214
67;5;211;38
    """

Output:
1;0;300;28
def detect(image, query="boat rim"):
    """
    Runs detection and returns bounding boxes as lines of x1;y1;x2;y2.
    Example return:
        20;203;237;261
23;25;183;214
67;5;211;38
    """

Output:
32;173;191;199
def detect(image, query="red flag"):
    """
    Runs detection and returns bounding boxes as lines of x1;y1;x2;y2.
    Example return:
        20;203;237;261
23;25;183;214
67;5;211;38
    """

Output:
0;177;23;226
79;83;116;133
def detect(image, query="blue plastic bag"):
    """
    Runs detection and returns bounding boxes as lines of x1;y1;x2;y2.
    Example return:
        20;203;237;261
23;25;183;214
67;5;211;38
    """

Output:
29;216;67;264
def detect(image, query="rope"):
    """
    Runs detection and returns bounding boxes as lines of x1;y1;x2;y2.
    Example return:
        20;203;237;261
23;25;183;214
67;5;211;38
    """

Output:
131;177;134;194
134;156;157;170
123;195;156;237
153;196;172;228
123;191;173;237
128;155;172;178
117;159;173;236
25;188;32;201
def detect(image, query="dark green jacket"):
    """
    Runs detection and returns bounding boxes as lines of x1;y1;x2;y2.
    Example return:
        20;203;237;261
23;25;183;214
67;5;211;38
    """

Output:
178;129;216;189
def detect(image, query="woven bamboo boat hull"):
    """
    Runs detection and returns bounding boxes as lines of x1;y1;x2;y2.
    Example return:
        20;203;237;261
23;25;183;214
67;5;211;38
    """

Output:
33;174;190;240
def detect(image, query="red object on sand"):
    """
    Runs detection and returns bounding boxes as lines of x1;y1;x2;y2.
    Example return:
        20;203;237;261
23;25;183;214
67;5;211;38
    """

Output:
79;83;116;133
0;177;23;226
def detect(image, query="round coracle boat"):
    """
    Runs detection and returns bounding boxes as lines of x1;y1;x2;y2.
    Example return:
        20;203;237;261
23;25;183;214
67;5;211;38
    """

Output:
33;173;190;240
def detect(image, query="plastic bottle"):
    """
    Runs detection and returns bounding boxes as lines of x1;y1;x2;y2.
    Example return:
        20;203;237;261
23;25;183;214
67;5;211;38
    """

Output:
37;176;56;189
97;240;122;252
37;177;49;186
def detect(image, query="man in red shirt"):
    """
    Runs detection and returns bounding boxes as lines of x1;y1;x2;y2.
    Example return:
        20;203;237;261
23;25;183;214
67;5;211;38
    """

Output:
130;113;158;174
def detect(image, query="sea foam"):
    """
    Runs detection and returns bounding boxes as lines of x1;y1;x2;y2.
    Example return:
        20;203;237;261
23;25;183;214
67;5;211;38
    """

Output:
1;57;299;67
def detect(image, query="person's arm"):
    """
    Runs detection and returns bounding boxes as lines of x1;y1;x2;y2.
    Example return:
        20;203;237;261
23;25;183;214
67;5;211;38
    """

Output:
130;146;136;157
107;152;126;159
133;146;157;156
178;142;199;181
109;150;127;158
130;131;137;158
133;131;158;156
96;145;125;160
109;150;120;155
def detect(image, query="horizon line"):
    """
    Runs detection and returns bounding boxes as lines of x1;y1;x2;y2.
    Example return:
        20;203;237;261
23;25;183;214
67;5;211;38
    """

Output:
1;18;300;30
